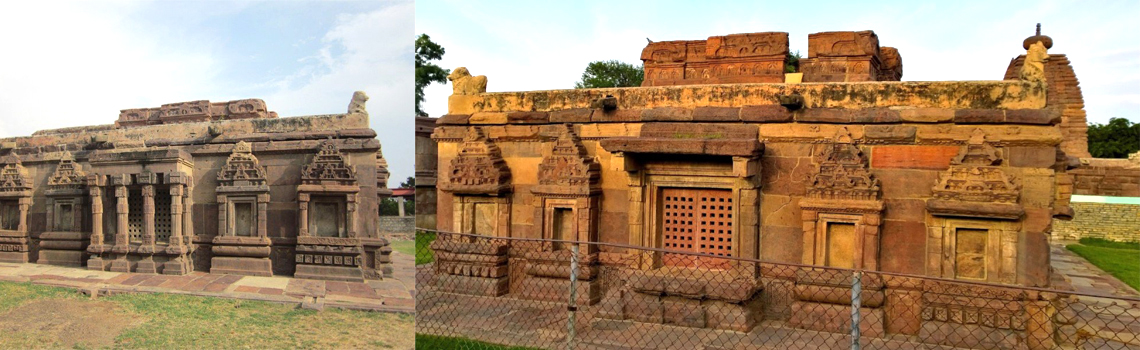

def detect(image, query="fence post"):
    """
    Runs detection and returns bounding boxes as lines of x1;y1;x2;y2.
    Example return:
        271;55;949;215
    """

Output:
567;243;579;350
851;270;862;350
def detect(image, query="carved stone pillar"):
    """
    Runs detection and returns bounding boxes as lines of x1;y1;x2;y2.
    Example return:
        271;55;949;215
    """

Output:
135;184;159;273
86;175;106;270
169;185;183;250
298;193;310;237
346;194;357;238
109;175;131;272
113;184;129;251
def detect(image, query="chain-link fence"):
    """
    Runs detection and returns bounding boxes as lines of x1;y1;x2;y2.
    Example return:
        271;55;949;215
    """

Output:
414;229;1140;350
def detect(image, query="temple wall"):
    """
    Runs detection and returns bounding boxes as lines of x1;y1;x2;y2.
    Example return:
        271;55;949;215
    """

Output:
435;80;1062;287
2;109;383;278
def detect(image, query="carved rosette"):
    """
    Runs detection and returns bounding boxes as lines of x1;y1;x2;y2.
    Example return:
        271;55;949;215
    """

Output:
440;127;511;195
217;141;268;189
928;129;1023;219
533;125;599;197
301;140;357;187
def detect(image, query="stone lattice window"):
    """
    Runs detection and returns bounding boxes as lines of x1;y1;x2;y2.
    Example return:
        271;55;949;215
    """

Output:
155;188;172;243
662;188;734;269
128;188;143;242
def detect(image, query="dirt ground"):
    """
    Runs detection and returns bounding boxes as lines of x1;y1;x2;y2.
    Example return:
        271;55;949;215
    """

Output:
0;298;143;349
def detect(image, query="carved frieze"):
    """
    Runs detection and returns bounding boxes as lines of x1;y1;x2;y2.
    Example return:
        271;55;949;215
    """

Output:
440;127;511;195
533;125;598;197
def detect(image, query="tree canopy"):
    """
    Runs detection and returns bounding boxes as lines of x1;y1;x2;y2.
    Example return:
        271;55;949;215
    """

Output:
1088;117;1140;158
415;34;449;116
785;50;801;73
574;60;644;89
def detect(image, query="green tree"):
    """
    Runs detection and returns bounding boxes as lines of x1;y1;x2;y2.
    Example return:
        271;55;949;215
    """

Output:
574;60;643;89
785;50;801;73
400;176;414;188
416;34;449;116
1087;118;1140;158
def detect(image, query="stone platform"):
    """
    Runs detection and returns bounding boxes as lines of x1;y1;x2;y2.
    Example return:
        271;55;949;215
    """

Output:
0;251;416;313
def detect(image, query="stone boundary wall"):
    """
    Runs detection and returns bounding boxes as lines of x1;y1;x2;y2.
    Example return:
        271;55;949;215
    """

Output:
1054;198;1140;242
379;216;415;234
1071;157;1140;197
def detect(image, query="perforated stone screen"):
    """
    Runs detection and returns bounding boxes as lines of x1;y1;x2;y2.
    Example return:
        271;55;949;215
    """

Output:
662;188;734;269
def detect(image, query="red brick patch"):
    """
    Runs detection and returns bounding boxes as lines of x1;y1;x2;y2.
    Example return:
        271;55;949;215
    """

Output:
234;286;259;293
259;288;285;295
871;145;960;170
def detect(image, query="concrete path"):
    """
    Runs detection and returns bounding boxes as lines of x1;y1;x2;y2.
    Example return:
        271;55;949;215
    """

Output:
1050;240;1140;297
0;251;416;313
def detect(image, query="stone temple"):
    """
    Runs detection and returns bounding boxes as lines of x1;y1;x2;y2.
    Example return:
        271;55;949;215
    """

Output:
0;92;393;282
427;28;1106;342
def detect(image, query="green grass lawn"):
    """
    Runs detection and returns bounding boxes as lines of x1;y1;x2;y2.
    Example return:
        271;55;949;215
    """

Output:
390;239;415;256
415;333;542;349
0;281;413;349
1067;240;1140;291
416;231;437;265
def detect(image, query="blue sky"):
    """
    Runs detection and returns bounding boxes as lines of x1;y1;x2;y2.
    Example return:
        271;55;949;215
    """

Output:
416;0;1138;125
0;0;414;183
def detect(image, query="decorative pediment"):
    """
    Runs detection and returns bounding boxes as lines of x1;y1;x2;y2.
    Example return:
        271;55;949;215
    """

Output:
301;140;357;186
217;141;268;189
47;151;87;192
807;128;880;201
533;125;599;196
440;127;511;195
932;130;1019;204
928;130;1023;219
0;155;32;196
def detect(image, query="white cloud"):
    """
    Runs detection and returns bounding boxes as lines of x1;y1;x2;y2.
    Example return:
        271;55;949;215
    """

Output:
0;2;219;136
0;1;416;182
263;2;415;182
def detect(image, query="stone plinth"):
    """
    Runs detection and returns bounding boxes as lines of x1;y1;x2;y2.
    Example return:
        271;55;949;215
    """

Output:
430;239;509;296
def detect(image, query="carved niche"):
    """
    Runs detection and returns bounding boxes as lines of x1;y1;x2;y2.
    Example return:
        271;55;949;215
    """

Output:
926;129;1023;284
211;141;273;277
441;127;511;237
295;140;367;282
520;125;602;304
800;128;884;270
432;127;512;296
40;152;91;267
0;155;32;263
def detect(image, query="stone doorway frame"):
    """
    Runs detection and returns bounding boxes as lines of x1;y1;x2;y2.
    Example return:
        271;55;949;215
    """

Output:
617;154;762;273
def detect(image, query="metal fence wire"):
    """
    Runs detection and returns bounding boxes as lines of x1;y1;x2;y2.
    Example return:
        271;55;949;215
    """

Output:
414;229;1140;350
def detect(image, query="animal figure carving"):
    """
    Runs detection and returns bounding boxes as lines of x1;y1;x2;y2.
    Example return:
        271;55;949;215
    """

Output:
1020;41;1048;82
448;67;488;95
348;91;369;115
